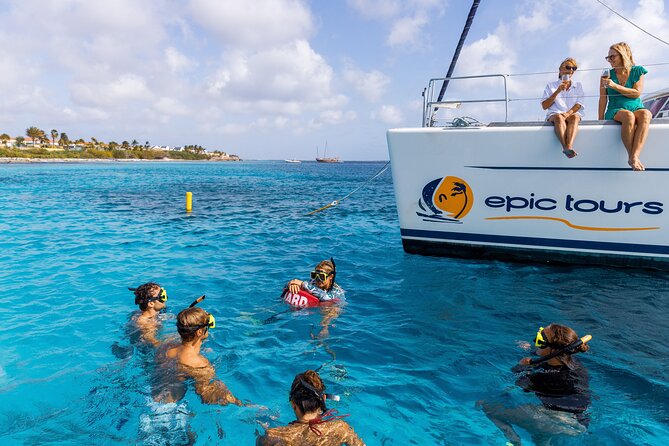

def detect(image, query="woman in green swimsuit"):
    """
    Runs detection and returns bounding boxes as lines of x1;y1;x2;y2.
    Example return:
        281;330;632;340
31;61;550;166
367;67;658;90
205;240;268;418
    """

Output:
598;42;652;171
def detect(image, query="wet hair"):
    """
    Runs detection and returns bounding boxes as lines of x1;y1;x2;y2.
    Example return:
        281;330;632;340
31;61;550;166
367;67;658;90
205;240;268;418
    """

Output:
610;42;634;69
545;323;589;363
289;370;326;414
315;258;336;290
134;282;161;311
176;307;209;342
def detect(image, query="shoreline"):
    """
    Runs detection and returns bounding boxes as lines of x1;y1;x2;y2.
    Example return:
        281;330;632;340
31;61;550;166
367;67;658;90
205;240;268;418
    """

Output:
0;157;240;164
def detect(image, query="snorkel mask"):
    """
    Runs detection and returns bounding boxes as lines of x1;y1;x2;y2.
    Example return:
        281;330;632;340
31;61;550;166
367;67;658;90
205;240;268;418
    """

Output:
128;286;168;303
530;326;592;366
290;378;328;412
310;258;337;287
176;295;216;332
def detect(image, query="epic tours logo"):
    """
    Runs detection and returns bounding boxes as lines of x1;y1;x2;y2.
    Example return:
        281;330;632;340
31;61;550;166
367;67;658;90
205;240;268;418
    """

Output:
417;176;473;223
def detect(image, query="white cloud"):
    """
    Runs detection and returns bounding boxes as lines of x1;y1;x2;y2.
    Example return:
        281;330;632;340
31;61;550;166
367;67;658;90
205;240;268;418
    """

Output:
387;14;429;48
165;47;192;73
374;105;404;125
71;74;152;108
342;65;391;102
203;40;343;115
188;0;314;48
349;0;446;49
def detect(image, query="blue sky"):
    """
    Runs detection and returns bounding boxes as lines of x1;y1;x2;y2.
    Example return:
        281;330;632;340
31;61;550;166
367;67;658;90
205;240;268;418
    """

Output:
0;0;667;160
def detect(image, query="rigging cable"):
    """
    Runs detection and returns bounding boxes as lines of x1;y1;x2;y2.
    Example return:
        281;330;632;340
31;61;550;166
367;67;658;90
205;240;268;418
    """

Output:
307;161;391;215
595;0;669;46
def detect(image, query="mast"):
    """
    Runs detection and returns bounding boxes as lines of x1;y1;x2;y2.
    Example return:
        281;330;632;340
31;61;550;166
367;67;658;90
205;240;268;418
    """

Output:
436;0;481;104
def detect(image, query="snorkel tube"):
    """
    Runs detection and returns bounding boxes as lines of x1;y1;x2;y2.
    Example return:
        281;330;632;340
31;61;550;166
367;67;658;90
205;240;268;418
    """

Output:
529;334;592;366
189;295;206;308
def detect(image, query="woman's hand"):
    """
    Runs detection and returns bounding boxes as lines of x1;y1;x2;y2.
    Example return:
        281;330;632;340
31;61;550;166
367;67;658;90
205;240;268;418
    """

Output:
518;357;532;366
601;77;613;89
288;279;303;294
556;80;569;92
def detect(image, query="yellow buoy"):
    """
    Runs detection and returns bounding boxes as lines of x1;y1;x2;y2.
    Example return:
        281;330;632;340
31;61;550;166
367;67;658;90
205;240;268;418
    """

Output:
186;192;192;213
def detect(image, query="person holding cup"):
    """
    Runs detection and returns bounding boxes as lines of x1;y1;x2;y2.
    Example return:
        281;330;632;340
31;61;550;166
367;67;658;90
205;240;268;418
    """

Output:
598;42;651;171
541;58;585;159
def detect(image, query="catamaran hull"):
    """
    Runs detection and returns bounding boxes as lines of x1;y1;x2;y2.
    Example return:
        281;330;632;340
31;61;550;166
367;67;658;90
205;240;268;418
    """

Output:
387;121;669;269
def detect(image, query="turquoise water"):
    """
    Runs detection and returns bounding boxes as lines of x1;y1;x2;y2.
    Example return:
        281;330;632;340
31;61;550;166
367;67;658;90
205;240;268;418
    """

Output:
0;161;668;445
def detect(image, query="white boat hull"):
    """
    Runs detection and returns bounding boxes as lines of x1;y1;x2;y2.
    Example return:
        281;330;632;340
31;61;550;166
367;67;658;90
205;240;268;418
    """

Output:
387;120;669;268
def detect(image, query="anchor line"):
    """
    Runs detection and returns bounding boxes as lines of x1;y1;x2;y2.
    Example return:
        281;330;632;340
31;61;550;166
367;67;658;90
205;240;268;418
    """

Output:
306;161;391;216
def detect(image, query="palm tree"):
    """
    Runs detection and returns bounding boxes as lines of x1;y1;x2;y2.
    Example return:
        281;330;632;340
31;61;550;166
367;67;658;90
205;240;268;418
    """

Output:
26;126;42;147
450;182;469;219
51;129;59;147
15;136;25;147
59;132;70;147
131;139;138;147
121;141;129;149
0;133;9;146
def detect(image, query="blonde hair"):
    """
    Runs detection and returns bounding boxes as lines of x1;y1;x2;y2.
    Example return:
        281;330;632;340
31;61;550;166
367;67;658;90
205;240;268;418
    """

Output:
176;307;209;342
559;57;577;69
610;42;635;69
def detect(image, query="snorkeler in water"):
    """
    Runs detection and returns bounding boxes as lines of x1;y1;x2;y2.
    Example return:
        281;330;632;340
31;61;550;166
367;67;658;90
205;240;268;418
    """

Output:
286;259;346;338
481;323;592;446
287;258;345;302
153;296;242;406
256;369;365;446
129;282;169;348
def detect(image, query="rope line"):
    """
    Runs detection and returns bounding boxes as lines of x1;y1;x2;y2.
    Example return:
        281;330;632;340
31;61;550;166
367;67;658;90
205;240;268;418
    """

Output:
595;0;669;47
306;161;391;216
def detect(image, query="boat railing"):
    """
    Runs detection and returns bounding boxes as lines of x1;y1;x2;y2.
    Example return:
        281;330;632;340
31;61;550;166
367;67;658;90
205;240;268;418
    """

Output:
423;74;509;127
422;63;669;127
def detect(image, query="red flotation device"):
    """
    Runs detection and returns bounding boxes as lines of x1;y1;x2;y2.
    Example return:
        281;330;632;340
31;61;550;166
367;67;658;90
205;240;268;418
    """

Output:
282;288;321;308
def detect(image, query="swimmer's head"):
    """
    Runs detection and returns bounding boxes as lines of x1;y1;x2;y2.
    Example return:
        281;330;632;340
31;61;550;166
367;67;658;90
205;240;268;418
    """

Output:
289;370;327;415
176;307;215;342
311;258;336;291
132;282;167;311
535;324;589;363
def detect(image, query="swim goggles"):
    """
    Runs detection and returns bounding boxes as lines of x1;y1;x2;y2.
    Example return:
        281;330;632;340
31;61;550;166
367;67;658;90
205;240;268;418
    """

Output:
310;270;331;282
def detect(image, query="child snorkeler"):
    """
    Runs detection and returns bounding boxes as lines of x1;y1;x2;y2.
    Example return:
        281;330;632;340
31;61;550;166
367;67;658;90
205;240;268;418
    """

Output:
129;282;169;348
481;323;592;446
256;369;365;446
153;296;242;406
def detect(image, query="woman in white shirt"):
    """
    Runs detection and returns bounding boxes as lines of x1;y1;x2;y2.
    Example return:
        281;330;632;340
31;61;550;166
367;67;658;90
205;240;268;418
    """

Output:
541;58;585;158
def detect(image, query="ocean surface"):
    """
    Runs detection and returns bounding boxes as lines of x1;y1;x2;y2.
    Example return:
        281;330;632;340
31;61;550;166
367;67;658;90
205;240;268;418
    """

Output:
0;161;668;446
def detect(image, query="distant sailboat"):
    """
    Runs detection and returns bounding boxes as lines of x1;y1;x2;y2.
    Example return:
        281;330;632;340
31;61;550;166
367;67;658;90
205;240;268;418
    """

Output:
315;141;341;163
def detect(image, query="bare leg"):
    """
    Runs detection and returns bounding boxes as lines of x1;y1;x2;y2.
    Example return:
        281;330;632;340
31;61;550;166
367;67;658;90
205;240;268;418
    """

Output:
614;109;635;157
629;109;651;171
564;114;580;152
548;114;567;150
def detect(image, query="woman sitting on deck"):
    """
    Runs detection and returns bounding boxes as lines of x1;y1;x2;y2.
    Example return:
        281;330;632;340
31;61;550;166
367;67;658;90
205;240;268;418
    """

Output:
256;370;365;446
599;42;652;171
541;57;585;159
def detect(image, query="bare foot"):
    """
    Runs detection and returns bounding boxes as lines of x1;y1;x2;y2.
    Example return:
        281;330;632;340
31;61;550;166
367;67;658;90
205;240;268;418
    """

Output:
629;157;645;171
